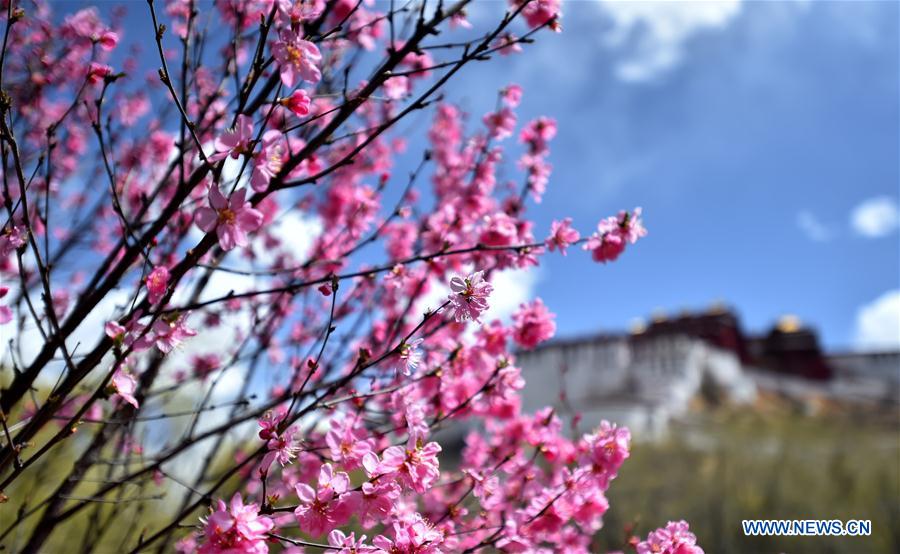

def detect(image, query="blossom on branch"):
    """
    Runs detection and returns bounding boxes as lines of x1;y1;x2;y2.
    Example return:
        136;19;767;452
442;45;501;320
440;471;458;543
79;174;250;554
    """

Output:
0;2;692;552
280;90;312;117
110;367;138;409
199;493;274;554
211;115;254;161
545;218;580;255
512;298;557;349
637;521;705;554
585;207;647;263
397;337;424;376
294;464;357;537
250;131;286;192
86;62;112;84
194;186;264;251
447;271;493;323
145;266;169;306
273;30;322;88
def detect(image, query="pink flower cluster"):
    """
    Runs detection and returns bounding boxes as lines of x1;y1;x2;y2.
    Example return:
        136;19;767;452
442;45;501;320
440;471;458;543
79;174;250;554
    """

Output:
146;266;169;305
195;186;263;251
294;463;357;537
519;115;558;203
545;218;580;255
447;271;494;323
258;407;299;472
105;311;197;355
199;494;273;554
584;207;648;263
637;521;705;554
512;298;556;349
0;3;696;553
272;30;322;88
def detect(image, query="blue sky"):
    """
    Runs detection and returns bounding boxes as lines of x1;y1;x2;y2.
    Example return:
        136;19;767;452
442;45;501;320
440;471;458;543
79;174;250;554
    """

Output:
429;0;899;351
94;1;899;351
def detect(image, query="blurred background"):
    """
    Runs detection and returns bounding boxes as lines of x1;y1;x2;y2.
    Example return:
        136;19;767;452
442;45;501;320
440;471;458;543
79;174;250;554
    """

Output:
447;1;899;552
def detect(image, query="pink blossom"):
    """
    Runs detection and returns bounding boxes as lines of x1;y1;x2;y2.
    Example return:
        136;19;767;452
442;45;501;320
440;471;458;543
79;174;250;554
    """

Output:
116;94;150;126
385;222;416;260
280;90;311;117
397;338;423;376
584;208;646;263
146;266;169;305
191;353;221;380
450;11;472;29
63;8;106;40
545;218;580;255
356;478;400;528
383;75;411;100
294;464;356;537
637;521;704;554
258;406;288;441
199;493;274;554
584;420;630;485
97;30;118;50
371;515;443;554
376;438;442;494
511;298;556;349
502;84;523;107
495;517;532;552
465;469;501;509
326;417;373;470
620;207;648;244
447;271;493;323
585;225;625;263
328;530;374;553
513;0;562;30
277;0;325;24
87;62;112;84
520;116;557;156
175;534;197;554
251;131;286;192
149;314;197;353
194;186;263;251
522;487;568;535
106;319;145;349
483;107;517;140
272;30;322;88
259;405;299;475
404;402;429;443
0;223;26;257
400;45;434;79
479;212;519;248
111;368;139;408
494;33;524;55
262;425;299;472
211;114;254;161
519;153;553;203
0;286;11;325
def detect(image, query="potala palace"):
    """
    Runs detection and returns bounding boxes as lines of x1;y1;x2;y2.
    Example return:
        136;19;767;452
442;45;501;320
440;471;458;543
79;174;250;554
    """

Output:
517;307;900;439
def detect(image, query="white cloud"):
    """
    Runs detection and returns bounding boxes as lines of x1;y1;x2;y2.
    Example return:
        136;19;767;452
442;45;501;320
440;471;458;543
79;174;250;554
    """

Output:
597;0;743;82
855;290;900;350
3;285;132;386
253;210;322;265
796;210;832;242
484;267;540;322
850;196;899;238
